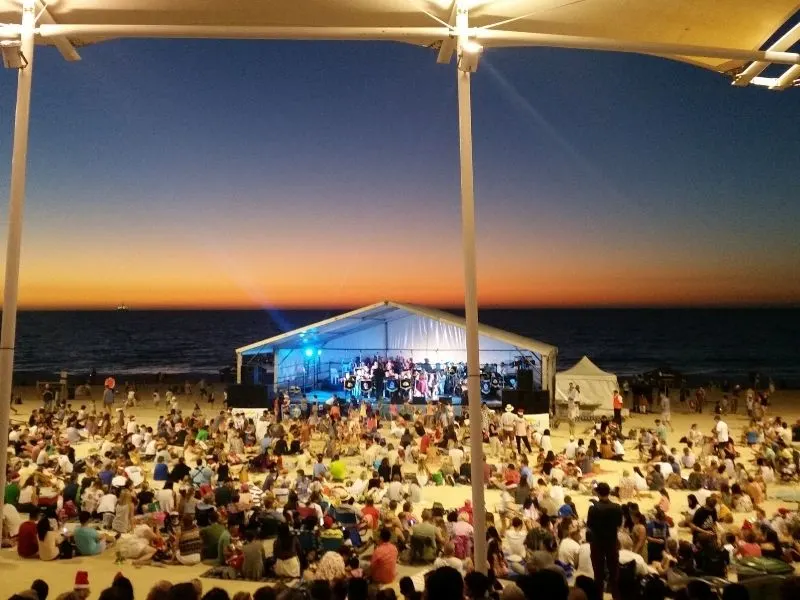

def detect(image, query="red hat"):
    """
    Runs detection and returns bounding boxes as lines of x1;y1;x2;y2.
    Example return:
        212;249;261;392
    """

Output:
74;571;90;589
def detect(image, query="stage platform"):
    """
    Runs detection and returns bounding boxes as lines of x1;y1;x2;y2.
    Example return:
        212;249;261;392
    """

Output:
284;389;503;415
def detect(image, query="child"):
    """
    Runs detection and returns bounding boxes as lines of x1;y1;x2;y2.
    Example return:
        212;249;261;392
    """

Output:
347;555;363;578
723;532;737;563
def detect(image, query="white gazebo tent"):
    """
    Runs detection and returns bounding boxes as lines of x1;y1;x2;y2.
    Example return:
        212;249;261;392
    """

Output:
235;300;557;393
0;0;797;572
555;356;619;412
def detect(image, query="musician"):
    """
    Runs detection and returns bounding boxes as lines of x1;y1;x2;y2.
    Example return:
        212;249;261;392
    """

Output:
373;363;386;402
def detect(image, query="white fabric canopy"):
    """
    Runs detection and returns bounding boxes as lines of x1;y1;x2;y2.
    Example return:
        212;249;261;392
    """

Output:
555;355;618;411
237;300;557;390
0;1;797;86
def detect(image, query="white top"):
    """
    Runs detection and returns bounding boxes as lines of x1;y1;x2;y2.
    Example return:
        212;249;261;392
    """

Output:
387;481;404;502
613;439;625;456
3;503;21;536
156;488;175;513
97;493;118;514
564;440;578;459
500;412;516;430
574;543;594;578
619;549;650;576
19;486;35;504
661;395;670;413
558;537;580;566
505;528;527;557
515;416;528;436
715;420;729;443
433;556;464;575
541;435;552;452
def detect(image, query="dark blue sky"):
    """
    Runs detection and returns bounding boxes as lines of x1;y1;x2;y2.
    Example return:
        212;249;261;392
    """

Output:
0;39;798;307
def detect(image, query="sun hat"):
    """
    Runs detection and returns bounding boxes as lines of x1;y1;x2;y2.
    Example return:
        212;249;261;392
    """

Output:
505;404;514;412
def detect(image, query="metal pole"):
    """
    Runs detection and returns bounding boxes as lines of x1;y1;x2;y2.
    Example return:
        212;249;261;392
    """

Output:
0;0;37;517
456;8;487;571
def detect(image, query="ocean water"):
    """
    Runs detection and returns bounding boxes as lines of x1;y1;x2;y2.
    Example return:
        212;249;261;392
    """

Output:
6;308;800;385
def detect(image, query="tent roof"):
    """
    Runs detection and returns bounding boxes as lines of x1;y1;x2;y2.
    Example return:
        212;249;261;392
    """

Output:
1;1;798;85
558;356;616;379
236;300;557;357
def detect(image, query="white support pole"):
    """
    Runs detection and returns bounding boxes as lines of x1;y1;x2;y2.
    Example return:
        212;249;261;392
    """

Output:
236;352;243;384
0;0;37;517
456;4;488;576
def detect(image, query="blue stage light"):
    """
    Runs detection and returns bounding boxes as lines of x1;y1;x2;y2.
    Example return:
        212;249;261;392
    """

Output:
317;349;322;356
304;348;314;358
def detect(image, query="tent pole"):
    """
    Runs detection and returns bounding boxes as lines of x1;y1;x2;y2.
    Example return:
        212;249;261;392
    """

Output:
456;4;487;574
0;0;37;517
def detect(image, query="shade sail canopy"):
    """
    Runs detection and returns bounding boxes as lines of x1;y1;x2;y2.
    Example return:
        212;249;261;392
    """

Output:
1;1;798;87
555;355;619;410
236;300;557;390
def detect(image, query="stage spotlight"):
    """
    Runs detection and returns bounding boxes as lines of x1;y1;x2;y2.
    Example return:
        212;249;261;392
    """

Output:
317;349;322;356
304;348;314;358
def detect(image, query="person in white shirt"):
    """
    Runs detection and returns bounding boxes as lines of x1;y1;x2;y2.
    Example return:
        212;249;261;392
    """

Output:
564;437;578;460
549;479;565;508
2;503;21;537
387;476;405;503
448;446;464;474
660;393;672;431
515;410;531;453
125;417;137;435
557;526;581;566
612;438;625;461
504;517;527;557
681;447;696;469
500;406;517;446
619;534;650;576
574;540;594;579
567;384;581;435
687;424;704;447
714;416;729;449
540;429;553;453
433;542;465;575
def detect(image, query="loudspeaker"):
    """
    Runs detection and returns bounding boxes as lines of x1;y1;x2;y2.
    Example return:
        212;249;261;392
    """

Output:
521;390;550;414
501;389;522;408
517;369;534;392
502;389;550;414
226;384;273;409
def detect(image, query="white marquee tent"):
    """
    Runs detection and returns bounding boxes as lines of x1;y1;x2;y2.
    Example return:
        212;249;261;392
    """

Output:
555;355;619;412
0;0;797;572
236;301;557;392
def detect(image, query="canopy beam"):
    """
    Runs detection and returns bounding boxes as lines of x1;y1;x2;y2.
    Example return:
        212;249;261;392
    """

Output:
0;0;37;519
35;0;80;61
734;21;800;86
772;64;800;89
436;1;458;64
37;24;450;43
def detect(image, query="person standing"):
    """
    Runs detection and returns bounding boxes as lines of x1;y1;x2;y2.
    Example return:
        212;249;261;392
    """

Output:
501;405;517;447
713;415;729;452
102;384;114;410
612;390;624;430
660;392;672;431
567;383;580;435
515;408;532;454
587;482;623;600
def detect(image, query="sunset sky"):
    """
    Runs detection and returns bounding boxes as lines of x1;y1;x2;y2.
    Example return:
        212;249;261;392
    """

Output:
0;39;798;309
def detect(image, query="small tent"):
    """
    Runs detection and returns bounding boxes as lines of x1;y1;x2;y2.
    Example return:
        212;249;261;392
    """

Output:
555;356;619;411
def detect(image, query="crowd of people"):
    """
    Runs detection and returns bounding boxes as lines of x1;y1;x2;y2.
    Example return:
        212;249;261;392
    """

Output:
2;379;800;600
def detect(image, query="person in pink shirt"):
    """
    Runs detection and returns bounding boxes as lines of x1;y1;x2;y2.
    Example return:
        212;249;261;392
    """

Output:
370;528;398;584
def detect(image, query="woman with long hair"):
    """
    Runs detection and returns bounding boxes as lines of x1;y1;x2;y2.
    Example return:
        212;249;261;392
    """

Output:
112;489;135;534
36;515;62;560
272;522;302;578
18;476;38;514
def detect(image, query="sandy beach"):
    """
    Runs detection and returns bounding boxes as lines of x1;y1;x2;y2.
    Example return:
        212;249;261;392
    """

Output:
2;384;799;597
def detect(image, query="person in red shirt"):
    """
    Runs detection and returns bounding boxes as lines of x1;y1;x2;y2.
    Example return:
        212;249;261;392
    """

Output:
361;498;380;529
420;432;431;455
370;528;398;584
16;508;40;558
612;390;624;429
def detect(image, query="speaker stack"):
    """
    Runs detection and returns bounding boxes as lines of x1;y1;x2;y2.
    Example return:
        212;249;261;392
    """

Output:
226;384;273;409
503;368;549;414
